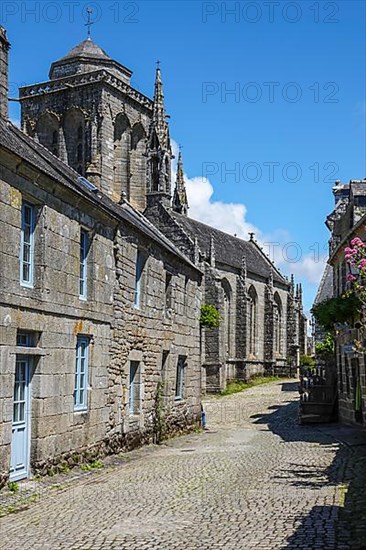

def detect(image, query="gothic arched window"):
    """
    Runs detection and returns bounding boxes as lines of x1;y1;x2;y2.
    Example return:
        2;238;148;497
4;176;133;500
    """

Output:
113;113;131;201
221;279;232;357
35;113;59;157
274;292;282;354
63;109;85;174
248;285;258;357
129;123;147;209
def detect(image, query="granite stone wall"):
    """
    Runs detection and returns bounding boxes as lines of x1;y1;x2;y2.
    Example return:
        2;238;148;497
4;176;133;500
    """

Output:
0;152;202;486
0;161;116;485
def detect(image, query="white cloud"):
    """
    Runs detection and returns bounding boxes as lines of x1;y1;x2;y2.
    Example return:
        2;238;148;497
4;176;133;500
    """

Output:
171;139;326;289
171;140;259;240
286;254;327;286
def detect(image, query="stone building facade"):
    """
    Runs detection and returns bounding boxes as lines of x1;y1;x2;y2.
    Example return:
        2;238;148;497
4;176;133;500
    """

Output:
324;179;366;425
0;28;306;485
145;197;307;391
0;27;202;486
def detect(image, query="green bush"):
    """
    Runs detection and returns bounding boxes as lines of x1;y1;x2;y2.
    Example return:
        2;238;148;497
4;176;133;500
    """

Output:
311;292;362;331
200;304;220;328
315;333;334;358
300;354;315;367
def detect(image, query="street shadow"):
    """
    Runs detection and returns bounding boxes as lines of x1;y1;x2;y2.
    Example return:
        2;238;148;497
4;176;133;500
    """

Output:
249;386;366;548
281;382;298;392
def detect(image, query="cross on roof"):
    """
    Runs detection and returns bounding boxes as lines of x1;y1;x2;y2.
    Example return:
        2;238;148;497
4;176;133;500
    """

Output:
85;7;94;39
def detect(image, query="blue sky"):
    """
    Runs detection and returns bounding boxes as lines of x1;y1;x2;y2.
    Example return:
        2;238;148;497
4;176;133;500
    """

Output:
3;1;366;315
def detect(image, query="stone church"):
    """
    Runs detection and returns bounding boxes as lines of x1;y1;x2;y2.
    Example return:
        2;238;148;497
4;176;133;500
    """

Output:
0;28;306;485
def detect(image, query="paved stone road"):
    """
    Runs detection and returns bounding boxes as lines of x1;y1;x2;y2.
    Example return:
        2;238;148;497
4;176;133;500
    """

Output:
0;380;363;549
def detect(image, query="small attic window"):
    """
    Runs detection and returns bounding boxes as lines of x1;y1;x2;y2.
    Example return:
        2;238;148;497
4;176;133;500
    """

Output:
77;176;98;192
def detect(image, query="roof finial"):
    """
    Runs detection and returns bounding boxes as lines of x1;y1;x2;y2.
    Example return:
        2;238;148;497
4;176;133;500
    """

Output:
249;232;255;241
85;7;94;40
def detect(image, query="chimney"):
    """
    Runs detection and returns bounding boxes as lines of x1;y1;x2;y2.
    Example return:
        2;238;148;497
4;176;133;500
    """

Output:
0;26;10;120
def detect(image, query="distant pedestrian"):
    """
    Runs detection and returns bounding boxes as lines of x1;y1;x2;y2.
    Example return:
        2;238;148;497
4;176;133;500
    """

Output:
201;404;207;430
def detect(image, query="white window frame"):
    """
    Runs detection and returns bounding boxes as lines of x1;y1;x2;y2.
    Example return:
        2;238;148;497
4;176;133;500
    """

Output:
134;251;143;309
79;229;88;300
164;271;173;316
20;201;35;288
129;361;141;415
74;336;89;411
175;356;186;400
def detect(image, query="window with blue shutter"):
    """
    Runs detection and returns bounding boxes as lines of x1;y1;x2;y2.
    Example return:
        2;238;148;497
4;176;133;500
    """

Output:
134;251;144;308
79;229;88;300
20;202;35;287
74;336;89;411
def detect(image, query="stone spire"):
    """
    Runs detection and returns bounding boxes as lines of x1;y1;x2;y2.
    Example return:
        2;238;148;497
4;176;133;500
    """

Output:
152;63;169;148
146;63;173;209
172;148;189;216
0;26;10;120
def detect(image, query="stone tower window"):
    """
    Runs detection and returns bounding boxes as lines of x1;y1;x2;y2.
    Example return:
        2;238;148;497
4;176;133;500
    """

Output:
35;113;59;157
113;113;131;201
63;109;85;175
129;123;147;209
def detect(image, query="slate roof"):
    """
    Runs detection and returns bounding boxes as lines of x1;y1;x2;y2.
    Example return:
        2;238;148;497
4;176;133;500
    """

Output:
49;38;132;81
171;212;288;285
313;264;333;306
59;39;110;61
0;119;199;272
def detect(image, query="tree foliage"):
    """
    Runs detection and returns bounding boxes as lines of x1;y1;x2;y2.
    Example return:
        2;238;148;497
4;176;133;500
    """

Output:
200;304;220;328
315;333;334;358
311;292;362;331
300;354;315;367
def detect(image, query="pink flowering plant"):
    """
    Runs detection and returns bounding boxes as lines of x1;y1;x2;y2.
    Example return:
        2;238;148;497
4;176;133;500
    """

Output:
344;236;366;303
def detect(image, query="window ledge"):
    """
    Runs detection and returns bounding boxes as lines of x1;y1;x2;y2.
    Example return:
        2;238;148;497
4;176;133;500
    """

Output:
20;282;34;290
74;408;88;414
11;347;48;356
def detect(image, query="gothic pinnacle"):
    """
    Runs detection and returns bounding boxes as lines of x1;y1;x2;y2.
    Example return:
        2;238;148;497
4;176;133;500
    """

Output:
152;63;168;147
172;147;188;215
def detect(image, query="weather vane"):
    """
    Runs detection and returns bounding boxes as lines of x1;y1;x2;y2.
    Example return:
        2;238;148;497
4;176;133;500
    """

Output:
156;60;160;68
85;7;94;39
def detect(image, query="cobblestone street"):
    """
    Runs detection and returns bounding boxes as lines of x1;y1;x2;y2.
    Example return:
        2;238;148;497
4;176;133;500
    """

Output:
1;379;365;549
